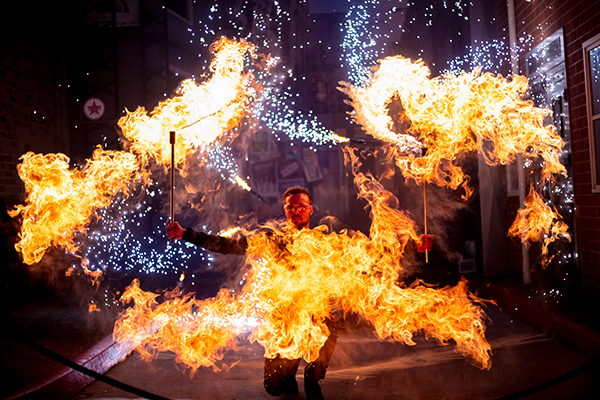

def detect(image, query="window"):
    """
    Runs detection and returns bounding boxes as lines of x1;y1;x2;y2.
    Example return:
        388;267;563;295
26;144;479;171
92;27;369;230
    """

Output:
584;33;600;192
165;0;192;23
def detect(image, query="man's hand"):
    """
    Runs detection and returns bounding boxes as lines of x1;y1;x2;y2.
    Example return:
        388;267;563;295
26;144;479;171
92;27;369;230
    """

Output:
417;234;433;253
166;222;185;240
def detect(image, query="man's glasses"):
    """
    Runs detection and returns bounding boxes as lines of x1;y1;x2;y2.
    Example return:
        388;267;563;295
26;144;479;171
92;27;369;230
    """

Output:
284;204;310;213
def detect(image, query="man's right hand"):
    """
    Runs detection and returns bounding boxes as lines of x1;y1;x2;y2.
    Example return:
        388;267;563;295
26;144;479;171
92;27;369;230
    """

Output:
166;221;185;240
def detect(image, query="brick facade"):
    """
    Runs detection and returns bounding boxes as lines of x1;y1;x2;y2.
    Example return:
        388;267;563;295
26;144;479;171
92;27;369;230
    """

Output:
496;0;600;296
0;38;69;207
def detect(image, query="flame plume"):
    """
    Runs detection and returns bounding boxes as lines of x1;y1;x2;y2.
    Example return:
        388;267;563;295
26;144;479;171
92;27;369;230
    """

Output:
509;189;571;265
115;279;243;371
340;56;569;263
10;38;264;265
10;148;141;264
339;57;566;199
114;148;492;373
118;37;262;169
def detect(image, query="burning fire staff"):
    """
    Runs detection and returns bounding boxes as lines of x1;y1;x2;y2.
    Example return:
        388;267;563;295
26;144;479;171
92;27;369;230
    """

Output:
167;186;433;400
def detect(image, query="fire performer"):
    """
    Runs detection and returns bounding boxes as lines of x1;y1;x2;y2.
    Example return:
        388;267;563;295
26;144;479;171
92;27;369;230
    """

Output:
167;186;433;400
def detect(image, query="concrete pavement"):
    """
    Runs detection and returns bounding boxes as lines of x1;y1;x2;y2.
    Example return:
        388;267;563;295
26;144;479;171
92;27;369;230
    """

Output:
2;279;600;400
1;293;125;400
72;306;598;400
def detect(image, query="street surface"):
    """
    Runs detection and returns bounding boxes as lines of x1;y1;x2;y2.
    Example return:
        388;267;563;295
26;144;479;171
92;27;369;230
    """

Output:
73;306;598;400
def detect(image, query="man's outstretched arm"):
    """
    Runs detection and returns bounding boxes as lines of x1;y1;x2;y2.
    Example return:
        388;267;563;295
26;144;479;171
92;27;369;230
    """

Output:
167;222;248;255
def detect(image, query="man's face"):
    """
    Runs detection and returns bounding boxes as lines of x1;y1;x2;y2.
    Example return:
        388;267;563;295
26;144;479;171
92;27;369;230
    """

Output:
284;193;313;229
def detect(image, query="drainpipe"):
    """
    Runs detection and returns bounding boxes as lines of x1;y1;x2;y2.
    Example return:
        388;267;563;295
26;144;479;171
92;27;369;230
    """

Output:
507;0;531;284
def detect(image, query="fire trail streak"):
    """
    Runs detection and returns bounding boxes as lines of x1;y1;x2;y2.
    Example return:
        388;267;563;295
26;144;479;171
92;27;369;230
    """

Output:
9;38;264;265
114;148;491;373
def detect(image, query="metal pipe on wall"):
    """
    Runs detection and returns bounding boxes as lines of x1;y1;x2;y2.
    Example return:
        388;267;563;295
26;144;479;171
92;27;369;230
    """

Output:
507;0;531;284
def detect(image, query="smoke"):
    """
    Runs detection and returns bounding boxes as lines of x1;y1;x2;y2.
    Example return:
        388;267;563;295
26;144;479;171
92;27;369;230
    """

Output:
329;330;466;378
176;156;248;233
324;305;548;391
344;145;477;278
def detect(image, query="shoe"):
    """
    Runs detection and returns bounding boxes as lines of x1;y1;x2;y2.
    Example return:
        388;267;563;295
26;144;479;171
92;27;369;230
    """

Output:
304;379;324;400
268;377;298;396
281;378;299;396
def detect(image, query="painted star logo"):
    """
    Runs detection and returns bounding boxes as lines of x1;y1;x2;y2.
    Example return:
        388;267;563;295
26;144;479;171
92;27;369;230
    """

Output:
87;101;102;116
83;97;105;120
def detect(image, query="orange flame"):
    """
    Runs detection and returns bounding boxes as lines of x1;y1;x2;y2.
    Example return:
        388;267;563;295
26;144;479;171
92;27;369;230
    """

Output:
83;265;104;287
509;189;571;265
339;57;566;199
114;279;243;372
118;37;262;169
10;38;264;265
114;149;491;373
9;148;141;264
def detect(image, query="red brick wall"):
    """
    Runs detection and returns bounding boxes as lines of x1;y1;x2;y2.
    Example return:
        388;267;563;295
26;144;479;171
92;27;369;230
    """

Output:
496;0;600;296
0;39;69;207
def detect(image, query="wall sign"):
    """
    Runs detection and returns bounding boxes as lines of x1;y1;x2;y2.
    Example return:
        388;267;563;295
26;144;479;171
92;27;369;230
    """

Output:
83;97;105;120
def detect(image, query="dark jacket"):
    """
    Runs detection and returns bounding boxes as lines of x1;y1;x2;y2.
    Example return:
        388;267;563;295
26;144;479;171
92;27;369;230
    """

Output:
182;228;248;255
182;217;353;257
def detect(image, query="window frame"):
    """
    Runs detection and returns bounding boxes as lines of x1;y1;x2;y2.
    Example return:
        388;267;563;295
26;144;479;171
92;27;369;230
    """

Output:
583;33;600;193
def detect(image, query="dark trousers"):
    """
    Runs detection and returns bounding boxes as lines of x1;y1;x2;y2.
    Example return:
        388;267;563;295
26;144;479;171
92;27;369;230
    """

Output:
263;318;338;395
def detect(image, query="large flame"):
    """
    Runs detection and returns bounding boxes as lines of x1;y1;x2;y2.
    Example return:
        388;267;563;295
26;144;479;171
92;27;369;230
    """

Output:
9;148;141;264
10;38;263;265
509;189;571;265
114;148;491;373
118;37;262;169
340;56;569;262
339;57;566;199
115;279;243;371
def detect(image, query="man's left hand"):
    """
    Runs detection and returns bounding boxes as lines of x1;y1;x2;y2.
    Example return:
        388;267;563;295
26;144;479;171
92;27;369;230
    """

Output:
417;234;433;252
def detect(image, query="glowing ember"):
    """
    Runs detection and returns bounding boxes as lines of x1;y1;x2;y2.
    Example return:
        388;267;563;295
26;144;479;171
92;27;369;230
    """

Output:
219;227;241;238
331;132;351;143
233;176;252;191
114;149;492;373
339;57;566;199
509;189;571;265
